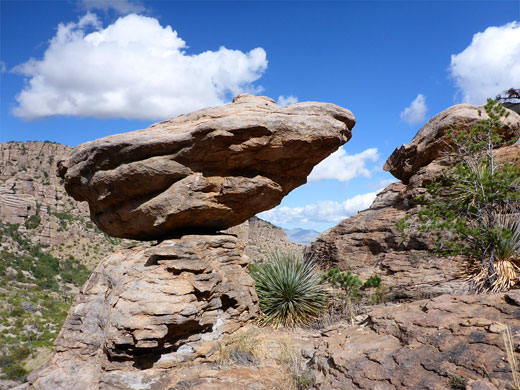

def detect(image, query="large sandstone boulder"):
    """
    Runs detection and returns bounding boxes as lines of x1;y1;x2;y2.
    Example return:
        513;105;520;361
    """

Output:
20;234;257;390
310;291;520;389
384;104;520;183
57;94;355;240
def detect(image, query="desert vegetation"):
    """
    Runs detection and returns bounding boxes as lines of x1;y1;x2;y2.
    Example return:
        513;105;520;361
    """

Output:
0;221;91;381
249;250;384;328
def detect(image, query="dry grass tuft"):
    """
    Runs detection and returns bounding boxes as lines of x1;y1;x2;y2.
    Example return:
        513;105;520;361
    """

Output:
502;324;520;390
216;326;315;390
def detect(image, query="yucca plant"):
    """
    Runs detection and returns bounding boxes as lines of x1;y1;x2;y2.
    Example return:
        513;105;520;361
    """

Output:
492;213;520;292
249;251;328;327
460;212;520;292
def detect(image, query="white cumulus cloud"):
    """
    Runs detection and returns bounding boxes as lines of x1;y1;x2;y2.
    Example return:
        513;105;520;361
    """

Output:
309;147;379;183
277;95;298;106
258;191;378;227
400;94;427;125
79;0;146;14
0;61;6;73
450;21;520;104
12;13;268;120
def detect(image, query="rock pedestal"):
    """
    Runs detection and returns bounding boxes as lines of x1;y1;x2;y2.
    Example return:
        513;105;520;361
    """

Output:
20;234;257;390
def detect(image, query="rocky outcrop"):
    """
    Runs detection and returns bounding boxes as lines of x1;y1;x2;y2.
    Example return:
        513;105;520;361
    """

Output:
0;141;302;386
20;234;258;390
310;291;520;389
57;94;355;240
243;216;302;261
309;104;520;301
384;104;520;183
309;181;465;301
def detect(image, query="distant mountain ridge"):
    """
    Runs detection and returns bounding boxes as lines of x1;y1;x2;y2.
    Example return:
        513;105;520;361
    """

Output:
284;227;320;245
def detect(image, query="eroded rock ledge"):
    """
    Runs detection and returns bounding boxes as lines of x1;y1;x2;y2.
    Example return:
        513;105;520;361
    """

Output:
309;104;520;302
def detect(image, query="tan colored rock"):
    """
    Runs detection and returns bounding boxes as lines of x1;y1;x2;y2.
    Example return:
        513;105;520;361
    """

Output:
0;141;140;269
20;234;257;390
235;216;302;262
384;104;520;183
57;94;355;240
310;292;520;390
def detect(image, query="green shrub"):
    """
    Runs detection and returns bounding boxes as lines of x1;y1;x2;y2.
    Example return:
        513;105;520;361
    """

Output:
0;345;30;381
249;251;328;327
321;269;383;323
322;268;381;300
24;215;41;230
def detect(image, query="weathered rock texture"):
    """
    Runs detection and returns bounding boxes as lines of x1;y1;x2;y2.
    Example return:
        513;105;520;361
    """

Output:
384;104;520;183
0;140;300;386
309;105;520;301
19;234;257;390
57;94;355;240
309;181;465;301
310;291;520;390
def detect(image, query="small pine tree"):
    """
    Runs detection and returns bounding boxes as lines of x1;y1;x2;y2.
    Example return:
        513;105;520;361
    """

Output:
415;99;520;292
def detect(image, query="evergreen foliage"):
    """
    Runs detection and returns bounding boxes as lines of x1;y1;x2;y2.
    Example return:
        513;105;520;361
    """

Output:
415;99;520;292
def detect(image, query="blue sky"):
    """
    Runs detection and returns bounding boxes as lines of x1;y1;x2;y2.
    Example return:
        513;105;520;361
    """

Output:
1;0;519;232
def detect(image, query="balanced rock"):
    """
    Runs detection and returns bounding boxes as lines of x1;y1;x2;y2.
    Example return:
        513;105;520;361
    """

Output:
20;234;257;390
384;104;520;182
57;94;355;240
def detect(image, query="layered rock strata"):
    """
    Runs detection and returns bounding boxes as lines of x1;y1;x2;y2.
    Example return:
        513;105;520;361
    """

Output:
20;235;257;390
16;95;357;389
0;141;137;269
309;105;520;301
57;94;355;240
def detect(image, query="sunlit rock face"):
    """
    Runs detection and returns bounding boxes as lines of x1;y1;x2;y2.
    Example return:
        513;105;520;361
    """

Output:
309;104;520;302
57;94;355;240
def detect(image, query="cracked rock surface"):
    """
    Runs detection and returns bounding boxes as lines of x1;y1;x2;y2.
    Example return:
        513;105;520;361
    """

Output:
57;94;355;240
310;292;520;390
384;104;520;183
